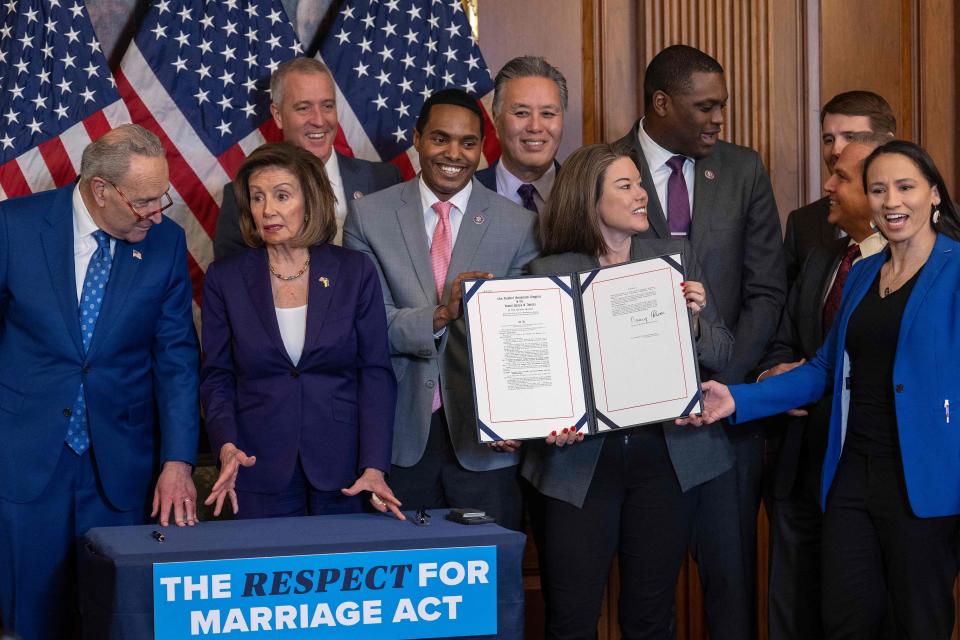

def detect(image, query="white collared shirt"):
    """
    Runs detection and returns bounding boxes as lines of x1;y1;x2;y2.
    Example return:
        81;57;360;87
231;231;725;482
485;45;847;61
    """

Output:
494;161;556;212
324;152;348;246
636;118;696;218
821;232;888;303
419;176;471;247
72;184;115;302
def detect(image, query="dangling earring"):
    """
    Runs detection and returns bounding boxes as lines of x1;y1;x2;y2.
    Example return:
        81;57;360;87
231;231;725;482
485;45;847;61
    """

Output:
869;220;878;231
932;207;941;224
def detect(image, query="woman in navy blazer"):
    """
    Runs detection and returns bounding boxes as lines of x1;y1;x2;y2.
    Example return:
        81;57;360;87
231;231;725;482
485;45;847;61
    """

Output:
681;141;960;638
201;142;402;520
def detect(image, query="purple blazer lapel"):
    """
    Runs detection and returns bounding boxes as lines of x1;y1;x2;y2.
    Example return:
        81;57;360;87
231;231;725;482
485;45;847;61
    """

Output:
241;248;289;362
303;243;341;355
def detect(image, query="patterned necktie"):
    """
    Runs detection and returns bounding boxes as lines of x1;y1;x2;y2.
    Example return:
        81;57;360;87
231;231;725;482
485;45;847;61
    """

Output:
517;183;539;214
666;155;691;237
429;201;453;412
65;230;113;455
822;243;861;334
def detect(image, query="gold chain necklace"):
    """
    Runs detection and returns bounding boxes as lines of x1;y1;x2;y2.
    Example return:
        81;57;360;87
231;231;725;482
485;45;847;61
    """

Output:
268;257;310;281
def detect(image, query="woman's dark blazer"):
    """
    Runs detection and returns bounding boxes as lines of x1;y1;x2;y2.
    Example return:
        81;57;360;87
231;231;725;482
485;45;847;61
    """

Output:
521;237;735;507
200;243;397;494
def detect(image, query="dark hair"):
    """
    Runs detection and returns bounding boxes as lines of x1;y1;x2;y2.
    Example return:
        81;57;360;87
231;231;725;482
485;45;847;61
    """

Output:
233;142;338;248
540;142;637;257
821;91;896;135
643;45;724;110
861;140;960;241
415;88;485;138
492;55;568;113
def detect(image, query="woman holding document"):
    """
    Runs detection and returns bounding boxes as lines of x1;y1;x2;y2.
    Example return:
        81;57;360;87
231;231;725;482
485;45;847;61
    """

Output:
521;142;736;638
678;141;960;638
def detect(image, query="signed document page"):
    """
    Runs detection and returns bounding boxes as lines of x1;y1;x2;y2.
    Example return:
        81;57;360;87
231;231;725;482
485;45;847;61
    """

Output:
578;254;701;430
463;276;588;441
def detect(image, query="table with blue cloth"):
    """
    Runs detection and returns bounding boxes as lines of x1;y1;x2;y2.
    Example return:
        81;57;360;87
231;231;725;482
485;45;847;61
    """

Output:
79;509;525;639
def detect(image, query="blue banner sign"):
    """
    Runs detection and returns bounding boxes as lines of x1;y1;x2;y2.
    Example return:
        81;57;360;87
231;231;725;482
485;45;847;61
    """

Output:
153;545;497;638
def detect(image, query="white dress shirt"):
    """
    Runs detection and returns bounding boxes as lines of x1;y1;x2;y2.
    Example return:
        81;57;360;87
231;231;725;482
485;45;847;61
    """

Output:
419;176;470;247
324;152;348;246
636;118;696;217
495;161;556;211
72;184;115;302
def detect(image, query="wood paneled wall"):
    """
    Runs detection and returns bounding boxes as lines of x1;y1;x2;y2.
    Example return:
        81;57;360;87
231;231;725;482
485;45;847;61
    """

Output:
479;1;959;638
583;0;957;220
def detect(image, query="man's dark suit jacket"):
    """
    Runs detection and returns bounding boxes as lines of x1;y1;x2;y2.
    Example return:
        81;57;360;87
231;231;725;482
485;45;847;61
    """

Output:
213;152;401;261
782;196;839;288
758;236;848;498
615;122;787;387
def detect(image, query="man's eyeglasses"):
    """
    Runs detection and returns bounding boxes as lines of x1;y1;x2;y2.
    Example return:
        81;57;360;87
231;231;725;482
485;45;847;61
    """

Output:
103;179;174;221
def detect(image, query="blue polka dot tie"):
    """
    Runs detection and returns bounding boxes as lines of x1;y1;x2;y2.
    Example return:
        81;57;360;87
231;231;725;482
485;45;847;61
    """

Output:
65;230;113;455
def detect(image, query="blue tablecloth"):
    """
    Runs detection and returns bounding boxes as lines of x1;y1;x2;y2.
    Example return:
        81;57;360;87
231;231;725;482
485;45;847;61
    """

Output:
79;510;525;639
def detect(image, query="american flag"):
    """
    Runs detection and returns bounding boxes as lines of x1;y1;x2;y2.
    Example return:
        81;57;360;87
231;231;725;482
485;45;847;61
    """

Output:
318;0;500;178
0;0;131;200
116;0;302;314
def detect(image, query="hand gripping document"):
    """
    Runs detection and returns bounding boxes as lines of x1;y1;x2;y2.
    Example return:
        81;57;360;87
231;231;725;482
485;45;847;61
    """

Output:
463;253;703;442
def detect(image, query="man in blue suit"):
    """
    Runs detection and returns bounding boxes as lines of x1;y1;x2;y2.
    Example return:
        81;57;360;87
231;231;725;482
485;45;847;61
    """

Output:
214;57;402;258
475;56;566;213
0;125;200;639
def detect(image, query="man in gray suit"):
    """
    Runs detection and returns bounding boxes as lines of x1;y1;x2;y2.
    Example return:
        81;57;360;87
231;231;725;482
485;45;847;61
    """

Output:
615;45;787;637
214;57;401;259
343;89;539;531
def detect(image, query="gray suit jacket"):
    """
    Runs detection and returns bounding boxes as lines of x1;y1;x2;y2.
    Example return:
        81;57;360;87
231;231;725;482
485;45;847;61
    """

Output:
521;237;735;507
343;178;539;471
615;122;786;387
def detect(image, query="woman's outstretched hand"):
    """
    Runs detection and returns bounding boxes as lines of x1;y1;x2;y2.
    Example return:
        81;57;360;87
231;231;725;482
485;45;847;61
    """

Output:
675;380;735;426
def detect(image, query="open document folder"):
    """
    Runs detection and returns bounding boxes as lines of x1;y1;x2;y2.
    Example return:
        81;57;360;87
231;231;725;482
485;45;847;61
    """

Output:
463;253;703;442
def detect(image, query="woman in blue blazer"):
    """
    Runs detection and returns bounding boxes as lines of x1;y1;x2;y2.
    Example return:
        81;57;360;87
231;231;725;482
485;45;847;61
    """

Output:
680;141;960;638
522;143;735;638
200;143;402;520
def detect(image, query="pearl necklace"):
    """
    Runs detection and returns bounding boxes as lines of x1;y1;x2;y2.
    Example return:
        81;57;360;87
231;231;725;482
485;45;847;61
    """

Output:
268;257;310;281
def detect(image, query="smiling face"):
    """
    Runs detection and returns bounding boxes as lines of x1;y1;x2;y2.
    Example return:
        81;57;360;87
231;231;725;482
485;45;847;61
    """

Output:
596;157;650;243
823;143;874;241
247;166;306;247
270;70;339;163
413;103;482;200
89;154;169;243
821;113;874;173
649;71;727;159
494;76;564;182
866;152;940;247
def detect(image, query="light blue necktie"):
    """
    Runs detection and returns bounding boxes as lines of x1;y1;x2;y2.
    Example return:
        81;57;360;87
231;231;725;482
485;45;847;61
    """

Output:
65;230;112;455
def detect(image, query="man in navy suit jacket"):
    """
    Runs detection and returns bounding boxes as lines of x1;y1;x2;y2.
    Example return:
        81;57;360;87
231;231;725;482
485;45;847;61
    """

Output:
214;57;401;260
0;125;199;640
475;56;566;213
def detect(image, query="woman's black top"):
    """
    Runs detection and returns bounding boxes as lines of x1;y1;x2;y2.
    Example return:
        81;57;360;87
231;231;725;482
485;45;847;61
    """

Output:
844;267;923;457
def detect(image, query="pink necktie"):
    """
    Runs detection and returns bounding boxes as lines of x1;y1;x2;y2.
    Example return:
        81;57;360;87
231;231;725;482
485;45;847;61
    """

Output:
430;201;453;301
430;200;453;412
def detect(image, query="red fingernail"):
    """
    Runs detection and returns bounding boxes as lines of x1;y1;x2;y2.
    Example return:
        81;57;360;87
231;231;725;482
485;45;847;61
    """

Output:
551;431;557;436
562;428;569;434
